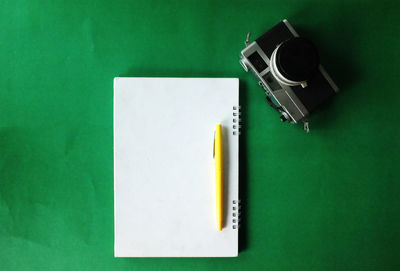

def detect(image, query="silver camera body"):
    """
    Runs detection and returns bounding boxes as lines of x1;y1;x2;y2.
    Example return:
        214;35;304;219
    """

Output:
240;19;339;132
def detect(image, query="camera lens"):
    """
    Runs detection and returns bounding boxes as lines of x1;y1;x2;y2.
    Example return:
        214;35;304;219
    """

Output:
276;37;319;82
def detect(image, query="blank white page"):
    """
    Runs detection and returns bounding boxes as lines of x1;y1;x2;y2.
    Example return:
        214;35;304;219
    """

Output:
114;78;239;257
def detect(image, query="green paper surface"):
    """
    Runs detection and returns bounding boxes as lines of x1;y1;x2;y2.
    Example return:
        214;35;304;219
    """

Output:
0;0;399;270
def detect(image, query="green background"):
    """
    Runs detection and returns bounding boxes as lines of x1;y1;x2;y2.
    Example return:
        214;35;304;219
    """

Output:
1;0;399;270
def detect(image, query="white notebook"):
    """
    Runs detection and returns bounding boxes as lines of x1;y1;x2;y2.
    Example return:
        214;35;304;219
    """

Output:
114;77;239;257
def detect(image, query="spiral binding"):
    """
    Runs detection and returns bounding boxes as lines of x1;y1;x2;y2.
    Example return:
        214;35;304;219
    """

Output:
232;105;241;229
232;106;242;135
232;199;241;229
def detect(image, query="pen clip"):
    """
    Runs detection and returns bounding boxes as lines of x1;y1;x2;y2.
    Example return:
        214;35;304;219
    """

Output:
213;131;215;159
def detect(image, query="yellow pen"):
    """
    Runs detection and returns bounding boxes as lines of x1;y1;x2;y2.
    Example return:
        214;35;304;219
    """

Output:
213;124;223;231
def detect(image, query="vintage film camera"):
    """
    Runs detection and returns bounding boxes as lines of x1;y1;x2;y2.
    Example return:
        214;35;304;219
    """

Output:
240;19;339;132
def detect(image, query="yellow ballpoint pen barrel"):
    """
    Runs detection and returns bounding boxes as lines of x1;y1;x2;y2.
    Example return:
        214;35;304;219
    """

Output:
214;124;223;231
